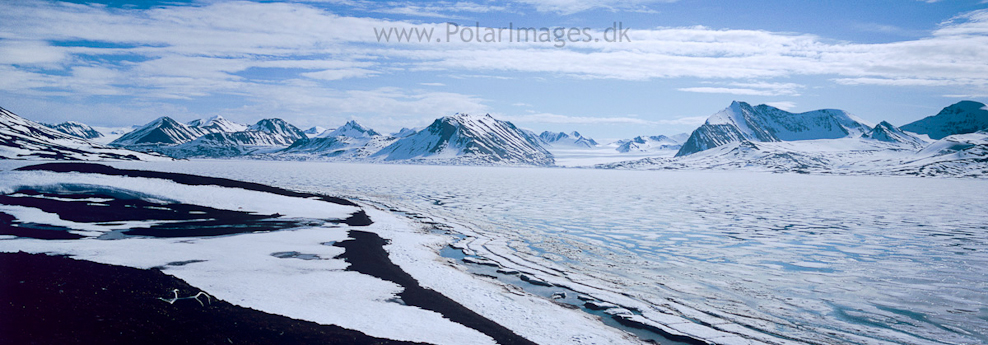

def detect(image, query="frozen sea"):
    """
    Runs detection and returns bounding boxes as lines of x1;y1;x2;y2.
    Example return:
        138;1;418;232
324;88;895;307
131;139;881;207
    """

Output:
9;160;988;344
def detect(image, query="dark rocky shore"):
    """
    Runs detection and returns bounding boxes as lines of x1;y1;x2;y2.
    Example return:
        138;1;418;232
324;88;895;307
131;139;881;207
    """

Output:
0;251;420;345
1;163;536;345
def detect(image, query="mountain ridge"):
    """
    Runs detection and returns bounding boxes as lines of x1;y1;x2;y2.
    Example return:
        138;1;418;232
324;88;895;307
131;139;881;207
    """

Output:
1;106;166;161
677;101;872;156
901;101;988;140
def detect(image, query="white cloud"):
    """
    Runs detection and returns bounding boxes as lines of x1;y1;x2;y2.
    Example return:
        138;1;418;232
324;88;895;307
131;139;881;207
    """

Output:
301;68;378;80
0;40;67;66
374;1;508;18
1;1;987;117
500;112;705;126
236;84;489;123
419;82;445;86
764;101;797;111
832;77;986;87
677;87;774;96
679;81;803;96
510;0;675;15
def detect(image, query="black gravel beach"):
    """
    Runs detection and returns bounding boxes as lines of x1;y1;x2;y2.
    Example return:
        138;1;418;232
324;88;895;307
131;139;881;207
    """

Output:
0;251;420;345
0;163;537;345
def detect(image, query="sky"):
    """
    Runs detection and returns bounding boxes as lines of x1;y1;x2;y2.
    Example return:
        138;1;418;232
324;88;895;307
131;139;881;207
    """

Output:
1;0;987;140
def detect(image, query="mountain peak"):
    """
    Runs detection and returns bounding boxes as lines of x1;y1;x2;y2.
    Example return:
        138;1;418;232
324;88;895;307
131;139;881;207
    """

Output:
188;115;247;132
110;116;205;147
247;118;306;143
0;106;164;161
322;120;380;138
44;121;104;139
678;101;871;156
863;120;927;148
901;100;988;140
375;113;553;165
615;134;680;153
948;100;986;111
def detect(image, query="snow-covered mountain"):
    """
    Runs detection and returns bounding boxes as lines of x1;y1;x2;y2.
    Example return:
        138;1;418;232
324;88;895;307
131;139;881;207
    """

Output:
247;118;307;144
110;117;207;147
599;137;941;176
892;130;988;177
112;116;305;153
373;113;554;166
394;127;417;138
615;135;680;153
43;121;104;140
677;101;872;156
901;101;988;140
598;125;985;178
303;126;328;138
539;131;598;148
187;115;248;133
0;106;166;161
279;120;392;159
862;121;928;149
319;120;380;138
591;101;987;177
160;131;292;159
281;135;399;160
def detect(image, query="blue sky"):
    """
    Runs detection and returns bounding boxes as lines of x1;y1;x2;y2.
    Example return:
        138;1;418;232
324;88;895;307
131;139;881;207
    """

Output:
1;0;986;140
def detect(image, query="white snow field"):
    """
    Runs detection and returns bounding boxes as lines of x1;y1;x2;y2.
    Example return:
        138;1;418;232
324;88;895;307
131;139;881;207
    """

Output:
0;162;640;345
2;160;986;344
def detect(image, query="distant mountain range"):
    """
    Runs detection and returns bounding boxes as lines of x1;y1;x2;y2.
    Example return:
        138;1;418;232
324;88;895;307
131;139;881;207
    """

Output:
615;135;681;153
0;107;166;161
43;121;104;140
2;100;986;176
601;100;988;177
539;131;598;148
370;113;553;166
95;111;555;165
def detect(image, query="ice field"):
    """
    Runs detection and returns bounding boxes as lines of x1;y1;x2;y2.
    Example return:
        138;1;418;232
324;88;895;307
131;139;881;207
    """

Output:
3;160;987;344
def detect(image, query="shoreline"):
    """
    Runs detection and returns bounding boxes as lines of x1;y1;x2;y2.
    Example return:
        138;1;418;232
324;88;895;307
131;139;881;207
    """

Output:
0;161;721;345
0;163;546;344
0;251;421;345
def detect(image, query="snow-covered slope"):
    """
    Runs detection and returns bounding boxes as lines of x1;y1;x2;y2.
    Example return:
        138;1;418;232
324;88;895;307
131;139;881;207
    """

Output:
0;106;166;161
539;131;598;148
43;121;104;140
374;113;554;166
110;117;206;147
281;135;399;160
874;130;988;177
394;127;417;138
598;132;987;178
187;115;248;133
111;117;305;155
677;101;872;156
303;126;328;138
862;121;928;149
163;131;303;158
279;121;393;160
320;120;380;138
615;135;680;153
247;118;307;145
901;101;988;140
